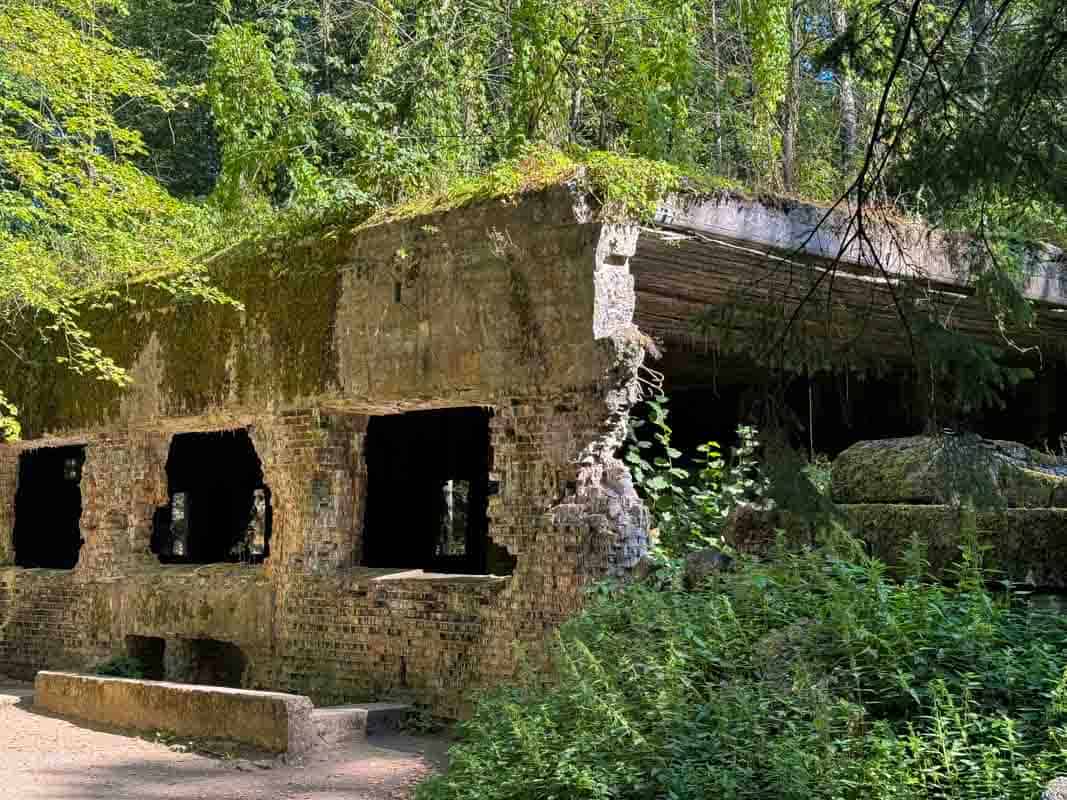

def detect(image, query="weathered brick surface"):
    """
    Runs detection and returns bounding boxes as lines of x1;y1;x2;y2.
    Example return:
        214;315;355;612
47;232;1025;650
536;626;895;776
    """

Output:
0;449;16;566
0;193;652;715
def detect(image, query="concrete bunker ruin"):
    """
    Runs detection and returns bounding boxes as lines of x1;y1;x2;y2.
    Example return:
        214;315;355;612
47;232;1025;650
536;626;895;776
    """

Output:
13;445;85;569
1;180;1064;715
152;429;271;565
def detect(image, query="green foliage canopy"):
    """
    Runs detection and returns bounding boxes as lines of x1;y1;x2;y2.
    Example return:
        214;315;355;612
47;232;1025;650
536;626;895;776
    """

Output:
0;0;228;438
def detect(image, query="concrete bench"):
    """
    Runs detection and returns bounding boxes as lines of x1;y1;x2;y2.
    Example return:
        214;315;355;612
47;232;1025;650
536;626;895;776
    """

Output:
34;671;315;755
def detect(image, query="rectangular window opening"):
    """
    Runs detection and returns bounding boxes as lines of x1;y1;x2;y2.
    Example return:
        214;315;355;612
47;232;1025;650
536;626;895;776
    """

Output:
13;444;85;569
151;429;271;565
362;407;505;574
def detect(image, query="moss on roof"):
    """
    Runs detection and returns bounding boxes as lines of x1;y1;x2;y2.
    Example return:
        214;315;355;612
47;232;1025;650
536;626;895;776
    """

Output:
183;144;741;283
351;144;740;231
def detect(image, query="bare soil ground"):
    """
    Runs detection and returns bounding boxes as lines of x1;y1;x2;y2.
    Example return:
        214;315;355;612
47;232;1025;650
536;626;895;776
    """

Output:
0;680;448;800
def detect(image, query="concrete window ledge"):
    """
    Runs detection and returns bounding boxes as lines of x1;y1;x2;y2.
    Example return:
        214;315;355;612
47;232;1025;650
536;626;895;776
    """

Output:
34;671;315;755
370;569;511;585
146;564;268;577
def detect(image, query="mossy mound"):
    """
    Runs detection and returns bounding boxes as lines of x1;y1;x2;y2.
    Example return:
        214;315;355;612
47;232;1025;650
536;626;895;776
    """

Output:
832;435;1067;508
723;502;1067;587
844;504;1067;587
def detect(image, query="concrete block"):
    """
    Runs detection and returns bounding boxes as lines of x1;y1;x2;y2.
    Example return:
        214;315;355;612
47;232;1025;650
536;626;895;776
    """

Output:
34;671;315;754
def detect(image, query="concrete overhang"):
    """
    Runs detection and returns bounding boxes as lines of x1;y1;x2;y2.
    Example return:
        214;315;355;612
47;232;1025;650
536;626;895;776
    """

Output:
631;192;1067;366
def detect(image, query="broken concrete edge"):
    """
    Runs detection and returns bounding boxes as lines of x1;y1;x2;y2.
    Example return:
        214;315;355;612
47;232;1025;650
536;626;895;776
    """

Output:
1045;777;1067;800
549;221;652;578
34;671;316;755
655;192;1067;308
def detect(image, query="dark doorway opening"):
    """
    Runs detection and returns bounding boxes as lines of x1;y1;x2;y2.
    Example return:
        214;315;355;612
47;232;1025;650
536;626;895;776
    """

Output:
13;445;85;569
126;635;165;680
164;638;247;688
151;429;271;564
362;407;496;574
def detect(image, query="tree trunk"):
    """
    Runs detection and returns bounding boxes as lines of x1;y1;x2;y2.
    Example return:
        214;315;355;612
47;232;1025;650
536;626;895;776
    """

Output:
781;0;802;192
710;0;723;167
831;0;858;171
970;0;993;104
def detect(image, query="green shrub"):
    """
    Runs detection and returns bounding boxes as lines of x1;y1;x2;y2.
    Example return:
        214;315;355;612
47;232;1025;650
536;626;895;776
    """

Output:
419;540;1067;800
624;393;770;555
93;656;146;679
422;398;1067;799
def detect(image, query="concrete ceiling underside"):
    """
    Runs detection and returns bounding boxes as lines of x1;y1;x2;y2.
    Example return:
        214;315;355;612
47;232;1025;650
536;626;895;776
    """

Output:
632;208;1067;371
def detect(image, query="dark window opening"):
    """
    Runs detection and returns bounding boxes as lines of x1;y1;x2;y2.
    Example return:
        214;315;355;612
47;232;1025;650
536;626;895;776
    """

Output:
164;638;247;688
124;636;246;687
151;429;271;565
362;407;499;574
125;635;165;680
13;445;85;569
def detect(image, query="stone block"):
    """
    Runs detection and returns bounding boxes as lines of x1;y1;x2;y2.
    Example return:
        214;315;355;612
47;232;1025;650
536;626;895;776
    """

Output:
722;501;1067;589
843;504;1067;587
311;702;411;744
832;436;1067;507
34;671;316;754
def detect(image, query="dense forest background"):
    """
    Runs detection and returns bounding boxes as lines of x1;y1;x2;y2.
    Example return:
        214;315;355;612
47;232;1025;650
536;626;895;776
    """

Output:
0;0;1065;435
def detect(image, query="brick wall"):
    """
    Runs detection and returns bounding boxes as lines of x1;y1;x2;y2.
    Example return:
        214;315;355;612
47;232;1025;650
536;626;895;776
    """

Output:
0;193;653;715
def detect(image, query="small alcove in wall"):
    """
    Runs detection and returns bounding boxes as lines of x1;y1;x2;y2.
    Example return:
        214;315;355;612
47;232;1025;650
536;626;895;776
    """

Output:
151;429;272;565
13;445;85;569
362;407;510;574
125;635;247;687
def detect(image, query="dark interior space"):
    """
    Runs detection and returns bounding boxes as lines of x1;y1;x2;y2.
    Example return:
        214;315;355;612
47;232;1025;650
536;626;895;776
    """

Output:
13;445;85;569
151;429;271;565
656;364;927;462
653;352;1067;461
362;407;499;574
125;635;165;680
165;638;247;688
123;636;246;687
971;360;1067;451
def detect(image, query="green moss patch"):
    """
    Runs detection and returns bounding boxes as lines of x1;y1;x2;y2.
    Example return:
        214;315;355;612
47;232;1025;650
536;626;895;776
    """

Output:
349;144;739;233
832;436;1067;508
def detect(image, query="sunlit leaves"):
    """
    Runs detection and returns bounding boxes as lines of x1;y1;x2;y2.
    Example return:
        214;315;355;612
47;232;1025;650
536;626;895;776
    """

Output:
0;0;225;439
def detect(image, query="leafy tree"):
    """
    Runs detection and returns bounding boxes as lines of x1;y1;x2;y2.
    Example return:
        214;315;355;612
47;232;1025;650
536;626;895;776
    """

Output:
0;0;227;439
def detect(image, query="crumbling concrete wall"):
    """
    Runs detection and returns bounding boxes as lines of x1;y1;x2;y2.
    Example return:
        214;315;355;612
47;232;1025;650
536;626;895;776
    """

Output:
0;190;652;716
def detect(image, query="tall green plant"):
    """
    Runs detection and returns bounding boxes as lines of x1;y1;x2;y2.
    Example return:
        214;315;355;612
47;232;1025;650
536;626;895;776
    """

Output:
625;393;769;554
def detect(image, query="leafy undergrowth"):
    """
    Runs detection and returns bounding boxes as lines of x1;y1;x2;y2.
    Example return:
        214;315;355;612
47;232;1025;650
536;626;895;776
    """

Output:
418;539;1067;800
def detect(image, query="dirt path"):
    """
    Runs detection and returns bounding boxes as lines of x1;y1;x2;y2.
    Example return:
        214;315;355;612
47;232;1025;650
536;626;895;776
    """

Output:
0;682;447;800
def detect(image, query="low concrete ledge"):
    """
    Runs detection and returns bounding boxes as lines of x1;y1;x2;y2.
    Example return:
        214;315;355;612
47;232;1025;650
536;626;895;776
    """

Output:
34;672;315;755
